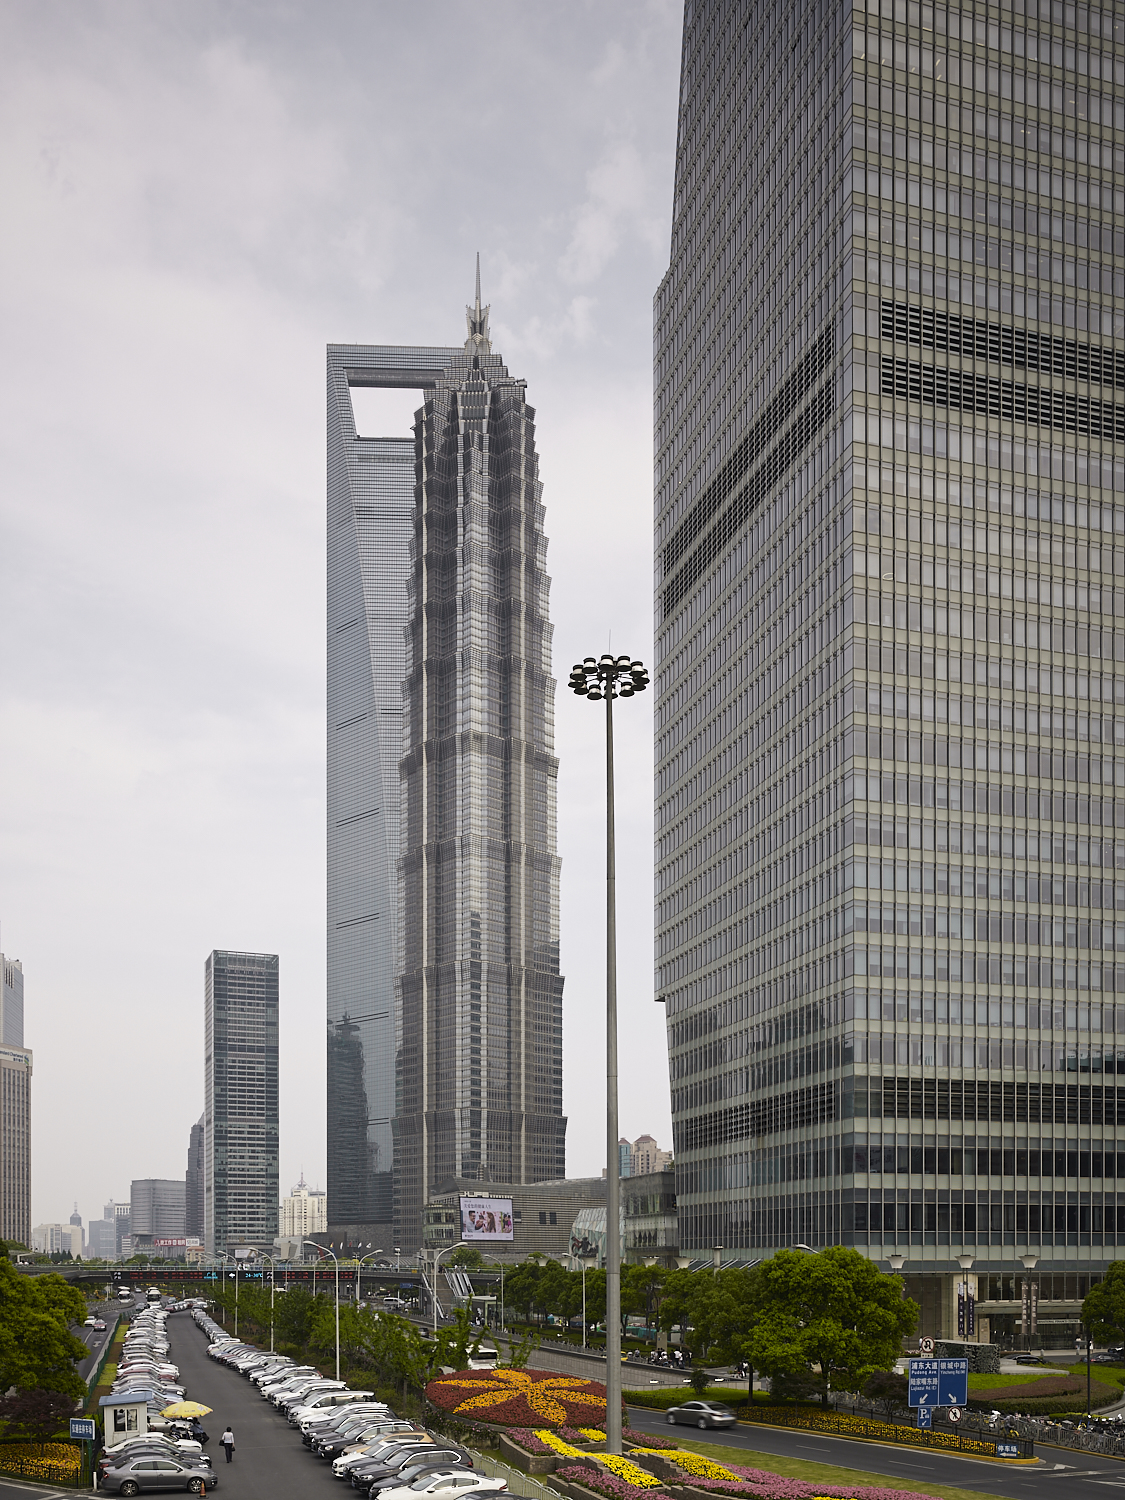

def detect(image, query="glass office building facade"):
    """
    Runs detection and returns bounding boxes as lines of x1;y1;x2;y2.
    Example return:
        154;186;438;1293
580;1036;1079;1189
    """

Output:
394;287;566;1248
204;949;279;1256
656;0;1125;1337
326;339;459;1244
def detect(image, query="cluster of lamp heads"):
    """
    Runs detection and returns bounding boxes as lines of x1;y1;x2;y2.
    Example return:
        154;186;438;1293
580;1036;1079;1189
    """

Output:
568;654;649;701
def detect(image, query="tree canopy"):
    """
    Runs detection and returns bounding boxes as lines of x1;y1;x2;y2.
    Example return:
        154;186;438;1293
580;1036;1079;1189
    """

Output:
0;1260;89;1397
1083;1263;1125;1342
743;1248;917;1402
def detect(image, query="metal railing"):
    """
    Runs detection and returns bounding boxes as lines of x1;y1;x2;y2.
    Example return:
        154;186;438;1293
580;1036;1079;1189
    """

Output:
470;1446;563;1500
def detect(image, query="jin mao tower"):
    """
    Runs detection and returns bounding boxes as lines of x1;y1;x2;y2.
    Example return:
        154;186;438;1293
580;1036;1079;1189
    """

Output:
394;273;566;1246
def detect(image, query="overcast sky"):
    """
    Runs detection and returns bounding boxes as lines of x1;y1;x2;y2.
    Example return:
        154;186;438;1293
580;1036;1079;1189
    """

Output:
0;0;684;1231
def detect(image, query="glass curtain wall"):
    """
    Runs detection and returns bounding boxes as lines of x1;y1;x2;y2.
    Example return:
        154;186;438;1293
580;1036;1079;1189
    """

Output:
655;0;1125;1321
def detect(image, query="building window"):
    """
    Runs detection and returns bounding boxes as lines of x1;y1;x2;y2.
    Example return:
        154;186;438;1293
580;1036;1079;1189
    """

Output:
539;1211;547;1225
549;1212;557;1225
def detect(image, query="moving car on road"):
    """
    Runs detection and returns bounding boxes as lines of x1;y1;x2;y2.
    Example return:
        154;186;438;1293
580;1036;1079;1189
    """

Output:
664;1399;736;1430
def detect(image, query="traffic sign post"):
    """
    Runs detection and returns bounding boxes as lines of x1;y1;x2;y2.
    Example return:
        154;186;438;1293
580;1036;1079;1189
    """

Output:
916;1405;932;1429
908;1357;969;1409
71;1417;96;1487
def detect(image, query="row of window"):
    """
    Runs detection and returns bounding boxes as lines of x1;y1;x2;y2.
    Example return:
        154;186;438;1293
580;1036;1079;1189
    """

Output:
881;299;1125;386
853;207;1124;336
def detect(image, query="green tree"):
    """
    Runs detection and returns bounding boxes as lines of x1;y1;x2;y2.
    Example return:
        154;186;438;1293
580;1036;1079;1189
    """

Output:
448;1248;484;1269
274;1284;324;1347
744;1248;917;1405
657;1266;757;1365
862;1370;909;1414
534;1260;570;1323
622;1264;667;1333
0;1260;89;1397
504;1258;544;1324
1083;1263;1125;1343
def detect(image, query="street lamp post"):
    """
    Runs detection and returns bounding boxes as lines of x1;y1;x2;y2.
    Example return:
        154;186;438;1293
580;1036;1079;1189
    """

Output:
1019;1253;1039;1352
576;1254;596;1350
432;1242;469;1336
304;1240;340;1381
568;651;649;1457
356;1250;384;1308
256;1253;277;1354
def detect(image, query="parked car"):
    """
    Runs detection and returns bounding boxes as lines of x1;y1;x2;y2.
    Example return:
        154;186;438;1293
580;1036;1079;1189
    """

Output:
664;1399;736;1429
378;1478;505;1500
100;1458;217;1496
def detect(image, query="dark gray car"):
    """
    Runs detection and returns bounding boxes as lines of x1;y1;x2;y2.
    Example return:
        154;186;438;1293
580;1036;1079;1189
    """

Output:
101;1458;218;1496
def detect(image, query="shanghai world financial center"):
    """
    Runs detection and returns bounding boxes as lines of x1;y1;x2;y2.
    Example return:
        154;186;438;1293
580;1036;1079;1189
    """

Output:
657;1;1125;1336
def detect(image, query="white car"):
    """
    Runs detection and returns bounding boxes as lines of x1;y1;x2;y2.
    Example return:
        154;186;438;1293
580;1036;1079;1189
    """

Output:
379;1478;507;1500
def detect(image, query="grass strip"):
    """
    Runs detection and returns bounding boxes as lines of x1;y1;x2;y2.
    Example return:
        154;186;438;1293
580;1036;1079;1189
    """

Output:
626;1423;1008;1500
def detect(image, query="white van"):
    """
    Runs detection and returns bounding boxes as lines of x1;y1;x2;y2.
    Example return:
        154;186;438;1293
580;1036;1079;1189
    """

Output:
467;1345;499;1370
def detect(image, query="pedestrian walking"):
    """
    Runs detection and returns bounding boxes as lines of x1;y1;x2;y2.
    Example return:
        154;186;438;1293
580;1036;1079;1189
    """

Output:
220;1427;235;1464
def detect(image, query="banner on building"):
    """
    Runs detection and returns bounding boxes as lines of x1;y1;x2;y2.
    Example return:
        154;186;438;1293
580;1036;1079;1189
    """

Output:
460;1196;514;1241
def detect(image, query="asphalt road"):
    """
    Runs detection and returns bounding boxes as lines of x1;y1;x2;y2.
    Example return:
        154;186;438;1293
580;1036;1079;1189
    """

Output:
75;1299;121;1384
624;1405;1125;1497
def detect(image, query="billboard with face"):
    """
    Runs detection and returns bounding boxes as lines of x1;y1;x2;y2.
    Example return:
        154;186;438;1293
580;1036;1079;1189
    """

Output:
459;1196;515;1241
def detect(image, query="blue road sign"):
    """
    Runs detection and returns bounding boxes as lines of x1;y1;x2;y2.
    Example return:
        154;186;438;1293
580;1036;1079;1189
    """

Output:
916;1405;932;1429
908;1357;969;1408
70;1418;96;1441
997;1442;1019;1458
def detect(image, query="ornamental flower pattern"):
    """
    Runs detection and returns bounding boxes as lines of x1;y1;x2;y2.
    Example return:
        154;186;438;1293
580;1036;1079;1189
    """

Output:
427;1367;608;1427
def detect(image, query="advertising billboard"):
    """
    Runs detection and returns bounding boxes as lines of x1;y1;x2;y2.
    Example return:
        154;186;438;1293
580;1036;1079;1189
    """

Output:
460;1196;515;1241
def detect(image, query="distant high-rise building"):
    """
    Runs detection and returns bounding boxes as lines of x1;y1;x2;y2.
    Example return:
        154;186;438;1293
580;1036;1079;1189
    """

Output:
656;0;1125;1338
68;1203;83;1257
130;1179;186;1250
105;1199;131;1259
87;1218;116;1260
279;1175;327;1241
1;954;24;1047
204;950;279;1256
185;1114;204;1240
394;273;566;1247
0;951;31;1247
31;1223;80;1257
630;1135;672;1178
619;1140;633;1179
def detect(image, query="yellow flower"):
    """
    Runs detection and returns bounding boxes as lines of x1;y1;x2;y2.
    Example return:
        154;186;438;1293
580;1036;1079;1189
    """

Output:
631;1450;737;1481
433;1369;606;1425
596;1455;663;1489
535;1431;587;1458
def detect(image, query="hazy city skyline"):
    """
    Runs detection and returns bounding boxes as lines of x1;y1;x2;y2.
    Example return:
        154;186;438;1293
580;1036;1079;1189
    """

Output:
0;1;680;1223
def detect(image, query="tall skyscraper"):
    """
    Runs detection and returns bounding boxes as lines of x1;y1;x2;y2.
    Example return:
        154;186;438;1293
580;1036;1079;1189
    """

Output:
0;952;31;1246
656;1;1125;1337
1;954;24;1047
394;276;566;1247
185;1114;204;1240
204;950;279;1256
326;334;460;1247
330;273;567;1254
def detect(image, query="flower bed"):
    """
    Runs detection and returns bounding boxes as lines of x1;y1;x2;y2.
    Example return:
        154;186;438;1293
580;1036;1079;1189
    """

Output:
670;1465;953;1500
427;1368;608;1427
633;1451;739;1481
505;1430;554;1454
623;1430;678;1450
539;1432;589;1459
556;1462;663;1498
0;1443;82;1486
